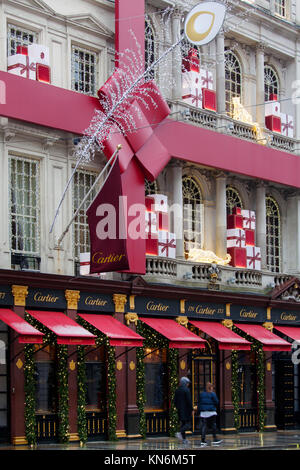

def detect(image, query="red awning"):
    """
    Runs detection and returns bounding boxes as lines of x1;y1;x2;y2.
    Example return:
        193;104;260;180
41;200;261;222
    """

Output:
234;323;291;351
140;317;206;349
189;320;251;350
78;314;144;347
274;326;300;342
27;310;96;345
0;308;44;344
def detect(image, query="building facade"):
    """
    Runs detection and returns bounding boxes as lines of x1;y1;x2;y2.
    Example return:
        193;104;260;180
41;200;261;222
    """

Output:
1;0;300;445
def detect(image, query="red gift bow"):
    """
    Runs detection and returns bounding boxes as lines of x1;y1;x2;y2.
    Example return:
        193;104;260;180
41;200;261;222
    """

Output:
227;230;245;247
7;56;36;79
243;212;256;228
192;88;202;107
282;115;294;135
247;248;261;268
201;70;213;88
159;236;176;257
146;212;157;238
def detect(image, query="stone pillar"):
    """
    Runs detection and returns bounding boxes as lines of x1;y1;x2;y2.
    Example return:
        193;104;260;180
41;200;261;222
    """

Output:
264;351;277;431
171;8;183;100
65;289;81;442
286;194;300;273
216;32;226;115
256;183;267;270
294;39;300;141
11;285;28;445
215;173;227;259
170;163;184;259
256;43;265;128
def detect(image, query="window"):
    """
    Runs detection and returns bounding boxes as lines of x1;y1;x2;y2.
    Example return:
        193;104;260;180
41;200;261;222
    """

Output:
264;66;279;101
85;346;106;412
145;179;158;196
225;50;242;117
73;169;97;259
144;348;168;411
145;18;155;80
71;46;97;95
7;24;37;56
275;0;287;18
35;346;57;413
266;196;281;272
9;156;40;257
226;185;243;215
182;176;203;258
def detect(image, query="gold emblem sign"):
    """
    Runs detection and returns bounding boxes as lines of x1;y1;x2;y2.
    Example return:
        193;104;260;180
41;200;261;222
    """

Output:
184;2;226;46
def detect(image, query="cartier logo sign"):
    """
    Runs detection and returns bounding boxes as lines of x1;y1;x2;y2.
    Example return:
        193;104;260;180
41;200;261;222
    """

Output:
231;305;267;322
27;288;66;309
0;286;13;306
185;301;225;319
78;293;114;312
146;301;169;312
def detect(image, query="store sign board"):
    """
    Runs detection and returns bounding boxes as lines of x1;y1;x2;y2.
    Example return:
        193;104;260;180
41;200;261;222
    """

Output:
185;301;225;319
272;308;300;324
230;304;267;322
0;286;13;306
26;288;66;309
78;293;114;312
132;297;180;316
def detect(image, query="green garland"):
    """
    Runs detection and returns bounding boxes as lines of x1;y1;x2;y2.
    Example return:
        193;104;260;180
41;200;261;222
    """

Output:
136;345;146;438
57;345;69;443
168;348;179;437
77;346;87;444
252;341;265;432
231;350;240;431
24;343;36;446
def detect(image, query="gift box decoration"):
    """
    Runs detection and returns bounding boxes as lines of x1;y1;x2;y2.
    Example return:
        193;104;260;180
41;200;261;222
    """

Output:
232;207;241;215
145;211;158;237
145;195;155;212
269;93;278;101
157;211;169;231
246;246;261;270
158;231;176;258
245;229;255;246
202;88;217;112
227;247;247;268
146;235;158;256
16;45;28;55
200;68;214;90
280;113;294;138
265;100;280;117
182;71;203;108
80;252;90;276
265;115;281;133
182;49;200;73
7;52;36;80
148;194;169;213
36;63;51;83
241;210;256;230
28;44;50;65
227;228;246;248
227;214;244;229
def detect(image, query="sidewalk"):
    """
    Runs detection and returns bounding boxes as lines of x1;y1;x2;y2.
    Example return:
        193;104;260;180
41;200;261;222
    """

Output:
1;430;300;451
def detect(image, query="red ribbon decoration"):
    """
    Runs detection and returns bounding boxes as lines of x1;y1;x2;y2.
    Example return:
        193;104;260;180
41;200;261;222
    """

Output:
243;212;256;229
282;115;294;135
247;248;261;268
159;237;176;257
227;230;245;247
7;56;36;79
201;70;213;88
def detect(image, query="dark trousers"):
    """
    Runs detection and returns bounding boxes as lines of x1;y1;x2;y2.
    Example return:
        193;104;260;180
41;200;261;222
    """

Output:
201;415;217;442
180;420;191;439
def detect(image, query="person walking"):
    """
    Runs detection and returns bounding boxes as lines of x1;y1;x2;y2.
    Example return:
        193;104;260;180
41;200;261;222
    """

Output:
197;382;222;446
174;376;193;445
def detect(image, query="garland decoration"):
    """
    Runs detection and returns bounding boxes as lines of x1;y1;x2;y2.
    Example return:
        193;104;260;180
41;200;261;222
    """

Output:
168;347;179;437
231;350;240;431
136;345;146;438
57;345;69;443
77;345;87;444
252;341;265;432
24;343;36;447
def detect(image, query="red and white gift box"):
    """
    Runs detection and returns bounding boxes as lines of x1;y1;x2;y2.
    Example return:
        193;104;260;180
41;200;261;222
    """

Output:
182;71;203;108
265;100;280;117
145;211;158;236
147;194;169;213
265;115;281;133
28;44;50;65
202;88;217;112
158;231;176;258
36;63;51;83
232;207;242;215
157;212;169;231
182;49;200;73
246;246;261;270
80;252;91;275
200;68;214;90
245;229;255;246
280;113;294;138
228;247;247;268
7;51;36;80
146;236;158;256
227;214;243;229
227;228;246;248
241;210;256;230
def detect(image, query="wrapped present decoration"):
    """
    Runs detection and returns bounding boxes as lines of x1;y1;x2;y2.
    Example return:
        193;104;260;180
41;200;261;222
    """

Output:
36;63;51;83
145;211;158;236
182;48;200;73
269;93;278;101
7;50;36;80
202;88;217;112
280;113;294;138
182;71;203;108
157;211;169;231
146;236;158;256
28;44;50;65
265;100;280;117
158;231;176;258
16;45;28;55
80;252;91;275
200;68;214;90
148;194;169;213
228;247;247;268
245;229;255;246
227;214;243;229
246;246;261;270
232;207;242;215
227;228;246;248
265;115;281;133
241;210;256;230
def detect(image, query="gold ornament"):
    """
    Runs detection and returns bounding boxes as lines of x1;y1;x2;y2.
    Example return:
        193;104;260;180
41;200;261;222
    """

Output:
16;358;23;369
180;360;186;370
116;360;123;370
113;294;127;313
69;360;76;371
65;290;80;310
129;361;135;371
125;312;138;326
12;285;28;307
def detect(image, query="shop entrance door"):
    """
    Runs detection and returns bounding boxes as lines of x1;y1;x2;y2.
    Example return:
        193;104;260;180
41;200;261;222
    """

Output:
0;322;9;442
274;358;295;429
238;352;258;431
191;349;216;433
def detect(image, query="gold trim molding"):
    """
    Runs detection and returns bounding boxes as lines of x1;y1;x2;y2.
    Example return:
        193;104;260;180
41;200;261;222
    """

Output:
129;295;136;310
65;290;80;310
125;312;138;325
267;307;271;321
180;299;186;314
113;294;127;313
69;433;80;442
12;285;28;307
116;430;127;438
226;303;231;317
12;436;28;445
176;316;188;327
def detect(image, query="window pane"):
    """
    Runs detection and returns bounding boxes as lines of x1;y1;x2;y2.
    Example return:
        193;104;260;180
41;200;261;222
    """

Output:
35;362;57;413
71;46;97;96
7;24;37;56
266;196;281;272
182;176;203;258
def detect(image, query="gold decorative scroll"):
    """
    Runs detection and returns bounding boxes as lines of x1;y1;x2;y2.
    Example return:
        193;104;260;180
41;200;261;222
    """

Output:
176;316;189;327
188;248;231;266
222;319;233;330
263;322;273;332
125;312;138;326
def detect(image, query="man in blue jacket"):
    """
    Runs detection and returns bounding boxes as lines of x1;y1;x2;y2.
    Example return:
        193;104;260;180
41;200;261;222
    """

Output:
174;376;193;445
197;382;222;446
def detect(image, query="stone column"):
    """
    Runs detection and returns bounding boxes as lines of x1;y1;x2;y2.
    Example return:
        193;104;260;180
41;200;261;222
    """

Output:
294;39;300;141
171;8;183;100
256;183;267;270
215;173;227;259
216;32;226;115
286;193;300;273
170;162;184;259
256;43;265;128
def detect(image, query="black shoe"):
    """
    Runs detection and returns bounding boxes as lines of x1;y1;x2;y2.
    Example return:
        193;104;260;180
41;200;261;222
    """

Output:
212;439;223;445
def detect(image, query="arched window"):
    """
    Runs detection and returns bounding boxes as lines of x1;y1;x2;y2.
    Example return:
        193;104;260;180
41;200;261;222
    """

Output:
264;65;279;101
145;179;158;196
226;186;243;215
225;50;242;117
145;18;155;80
266;196;281;272
182;176;203;258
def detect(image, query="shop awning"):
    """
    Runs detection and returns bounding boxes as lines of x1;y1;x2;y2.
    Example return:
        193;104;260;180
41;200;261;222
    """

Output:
139;317;206;349
189;320;251;350
273;326;300;342
234;323;291;351
0;308;44;344
78;314;144;347
27;310;96;345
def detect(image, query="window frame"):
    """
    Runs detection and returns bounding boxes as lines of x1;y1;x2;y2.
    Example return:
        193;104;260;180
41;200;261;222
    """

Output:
71;44;98;96
225;49;242;118
266;195;281;273
182;175;203;258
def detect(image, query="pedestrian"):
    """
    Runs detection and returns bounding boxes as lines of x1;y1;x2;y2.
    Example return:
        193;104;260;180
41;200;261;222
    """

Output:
174;376;193;445
197;382;222;447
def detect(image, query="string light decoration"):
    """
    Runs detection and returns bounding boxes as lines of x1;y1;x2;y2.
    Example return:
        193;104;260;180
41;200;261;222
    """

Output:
231;349;240;431
24;343;36;446
77;345;88;444
57;345;69;443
